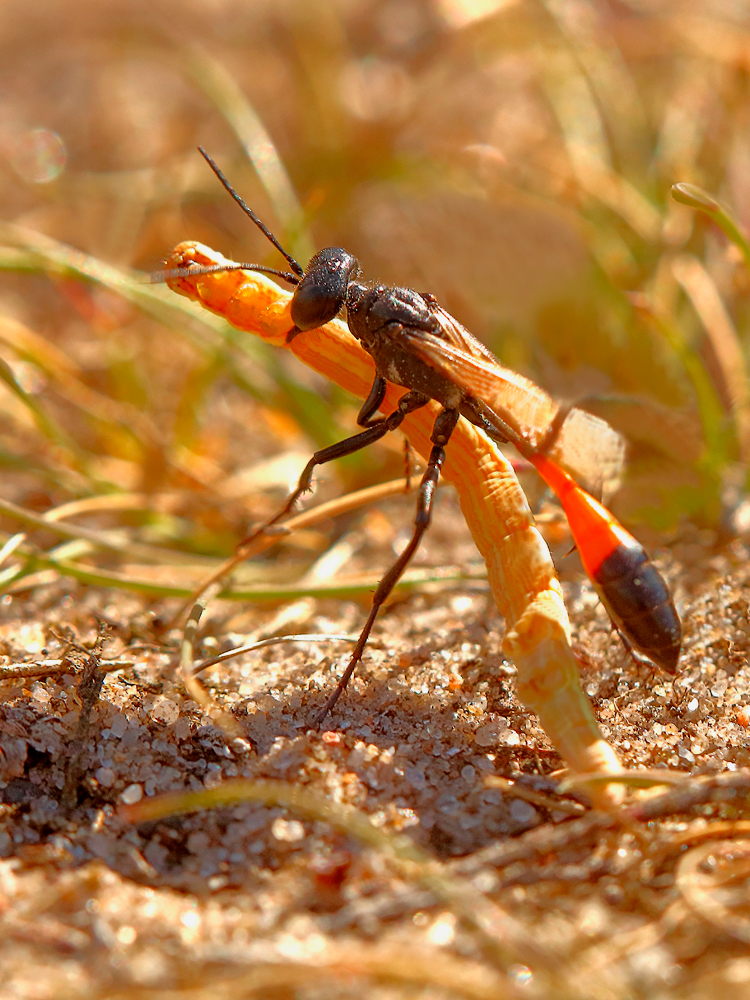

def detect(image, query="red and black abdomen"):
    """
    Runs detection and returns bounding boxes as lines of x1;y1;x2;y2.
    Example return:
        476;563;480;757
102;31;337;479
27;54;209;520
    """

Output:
529;452;682;674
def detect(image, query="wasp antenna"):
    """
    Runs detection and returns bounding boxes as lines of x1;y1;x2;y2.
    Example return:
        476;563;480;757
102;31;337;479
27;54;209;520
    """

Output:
198;147;305;279
149;261;301;285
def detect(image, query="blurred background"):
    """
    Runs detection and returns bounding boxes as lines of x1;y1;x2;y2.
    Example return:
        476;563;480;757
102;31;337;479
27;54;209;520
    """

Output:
1;0;749;575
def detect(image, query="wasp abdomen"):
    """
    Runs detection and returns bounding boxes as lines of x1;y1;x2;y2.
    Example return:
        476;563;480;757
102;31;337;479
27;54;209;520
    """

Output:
594;542;682;673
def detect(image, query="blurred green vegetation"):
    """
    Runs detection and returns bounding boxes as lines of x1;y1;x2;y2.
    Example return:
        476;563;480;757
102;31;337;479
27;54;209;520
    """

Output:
0;0;749;592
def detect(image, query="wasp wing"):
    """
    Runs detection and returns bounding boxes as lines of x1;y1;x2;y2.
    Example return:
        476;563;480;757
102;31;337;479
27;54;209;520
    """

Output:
416;300;501;365
403;318;624;501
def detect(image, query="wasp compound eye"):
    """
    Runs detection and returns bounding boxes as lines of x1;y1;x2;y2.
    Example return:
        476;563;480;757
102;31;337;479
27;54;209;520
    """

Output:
291;248;359;331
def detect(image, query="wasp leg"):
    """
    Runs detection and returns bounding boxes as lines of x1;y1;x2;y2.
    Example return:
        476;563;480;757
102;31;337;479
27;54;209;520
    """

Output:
357;375;387;427
315;407;460;724
237;385;429;552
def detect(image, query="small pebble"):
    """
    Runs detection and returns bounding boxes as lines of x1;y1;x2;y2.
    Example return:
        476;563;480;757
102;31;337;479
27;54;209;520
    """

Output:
498;730;521;747
509;798;539;826
272;818;305;842
121;783;143;805
152;697;179;724
474;721;505;747
110;715;128;739
95;767;116;788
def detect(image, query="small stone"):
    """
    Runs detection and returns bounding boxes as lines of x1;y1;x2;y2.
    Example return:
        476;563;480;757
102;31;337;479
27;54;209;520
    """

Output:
121;783;143;805
474;721;506;747
95;767;116;788
30;682;50;705
271;818;305;842
152;697;179;724
509;798;539;826
174;717;192;740
110;715;128;739
498;730;521;746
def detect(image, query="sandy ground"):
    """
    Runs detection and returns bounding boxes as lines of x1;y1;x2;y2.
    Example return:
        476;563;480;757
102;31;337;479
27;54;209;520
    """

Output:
1;491;750;1000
